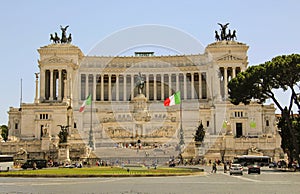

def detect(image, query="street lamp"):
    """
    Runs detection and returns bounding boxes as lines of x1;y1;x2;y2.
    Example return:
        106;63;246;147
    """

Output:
88;127;94;150
178;124;185;154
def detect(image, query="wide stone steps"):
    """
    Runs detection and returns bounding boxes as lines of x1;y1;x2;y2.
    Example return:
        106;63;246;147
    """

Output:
92;147;176;165
97;156;171;166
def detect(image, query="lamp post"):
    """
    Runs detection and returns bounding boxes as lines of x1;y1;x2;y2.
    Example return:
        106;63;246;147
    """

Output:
88;99;94;150
88;127;94;150
178;102;185;154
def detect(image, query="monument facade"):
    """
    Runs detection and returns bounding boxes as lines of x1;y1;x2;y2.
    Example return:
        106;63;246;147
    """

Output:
2;25;284;163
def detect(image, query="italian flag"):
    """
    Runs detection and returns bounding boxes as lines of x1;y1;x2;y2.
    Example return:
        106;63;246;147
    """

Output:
164;91;181;106
79;95;91;112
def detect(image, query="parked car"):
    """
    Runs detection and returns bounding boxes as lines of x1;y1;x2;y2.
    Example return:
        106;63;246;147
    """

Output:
269;162;277;168
21;159;47;169
230;163;243;175
64;164;76;168
248;164;261;174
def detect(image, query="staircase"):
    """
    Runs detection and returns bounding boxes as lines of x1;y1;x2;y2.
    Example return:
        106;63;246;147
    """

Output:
196;133;225;160
93;144;178;166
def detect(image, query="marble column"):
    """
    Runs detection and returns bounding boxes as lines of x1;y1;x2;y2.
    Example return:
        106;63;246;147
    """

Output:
63;79;67;102
199;73;202;99
176;74;179;92
40;69;45;101
161;74;164;100
232;67;236;78
79;74;82;101
68;70;72;100
93;74;96;101
224;67;228;99
191;73;195;99
108;74;112;101
183;73;187;100
85;74;89;98
101;75;104;101
213;67;221;101
168;74;172;96
146;74;149;99
131;75;134;99
34;73;39;103
49;70;54;100
116;74;119;101
123;75;127;101
154;74;157;100
58;70;62;101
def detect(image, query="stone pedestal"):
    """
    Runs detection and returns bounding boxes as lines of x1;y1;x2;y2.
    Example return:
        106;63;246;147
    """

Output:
131;94;150;122
273;148;283;162
41;136;51;151
0;128;3;142
58;143;70;163
131;94;150;137
181;142;196;158
195;143;204;158
224;135;236;160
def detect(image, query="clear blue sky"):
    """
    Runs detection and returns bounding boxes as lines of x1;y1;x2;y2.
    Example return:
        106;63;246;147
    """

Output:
0;0;299;125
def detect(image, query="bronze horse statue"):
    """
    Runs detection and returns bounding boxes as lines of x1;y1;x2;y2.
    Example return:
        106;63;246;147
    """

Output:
50;25;72;44
231;30;237;40
50;32;60;43
215;31;220;41
215;23;237;41
67;33;72;43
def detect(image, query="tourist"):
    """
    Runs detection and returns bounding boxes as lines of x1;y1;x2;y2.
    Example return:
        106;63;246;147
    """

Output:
224;161;227;173
212;162;217;173
33;162;37;170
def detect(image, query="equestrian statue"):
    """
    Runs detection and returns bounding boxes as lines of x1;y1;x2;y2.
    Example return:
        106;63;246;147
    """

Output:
215;23;237;41
50;25;72;44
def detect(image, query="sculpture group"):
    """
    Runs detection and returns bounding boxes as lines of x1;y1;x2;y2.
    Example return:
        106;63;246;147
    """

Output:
57;125;69;143
136;72;145;94
50;25;72;44
215;23;237;41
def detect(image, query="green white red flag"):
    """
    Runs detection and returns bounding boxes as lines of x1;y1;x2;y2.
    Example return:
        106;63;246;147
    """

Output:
79;94;91;112
164;91;181;106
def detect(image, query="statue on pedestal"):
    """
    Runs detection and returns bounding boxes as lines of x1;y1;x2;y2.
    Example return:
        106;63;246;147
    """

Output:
50;25;72;44
225;121;233;135
136;72;145;94
42;123;50;137
215;23;237;41
57;125;69;143
60;25;69;43
0;127;3;142
218;23;230;40
248;145;263;156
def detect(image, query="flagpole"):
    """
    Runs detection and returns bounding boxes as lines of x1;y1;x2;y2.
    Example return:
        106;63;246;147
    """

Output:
20;78;23;106
180;102;183;132
179;93;184;151
88;95;94;150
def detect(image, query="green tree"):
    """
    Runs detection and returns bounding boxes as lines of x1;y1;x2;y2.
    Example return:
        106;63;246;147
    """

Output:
194;121;205;144
228;54;300;164
0;125;8;141
277;108;300;161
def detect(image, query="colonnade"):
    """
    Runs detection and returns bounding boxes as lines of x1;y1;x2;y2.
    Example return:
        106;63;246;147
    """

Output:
38;66;242;103
39;69;68;101
79;72;208;101
219;66;241;99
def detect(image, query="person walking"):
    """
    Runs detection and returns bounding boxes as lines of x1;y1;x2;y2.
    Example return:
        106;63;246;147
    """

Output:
212;162;217;173
224;161;227;173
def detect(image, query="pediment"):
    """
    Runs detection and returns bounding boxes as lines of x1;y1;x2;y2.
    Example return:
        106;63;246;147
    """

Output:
41;56;72;64
216;54;243;61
